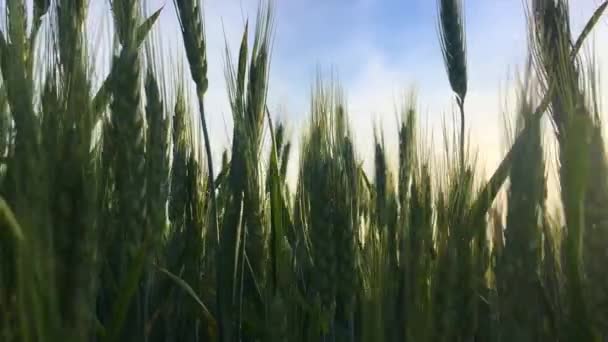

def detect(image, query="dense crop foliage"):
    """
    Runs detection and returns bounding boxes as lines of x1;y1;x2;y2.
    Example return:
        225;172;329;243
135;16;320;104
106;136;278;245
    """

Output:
0;0;607;341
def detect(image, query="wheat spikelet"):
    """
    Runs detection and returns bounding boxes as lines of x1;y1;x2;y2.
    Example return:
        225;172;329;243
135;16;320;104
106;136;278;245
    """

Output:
169;89;190;233
438;0;468;168
145;70;170;244
56;0;88;76
173;0;208;95
111;38;146;247
583;122;608;336
438;0;467;103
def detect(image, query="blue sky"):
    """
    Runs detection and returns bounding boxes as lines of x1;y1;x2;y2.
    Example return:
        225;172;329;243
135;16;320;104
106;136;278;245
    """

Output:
122;0;608;178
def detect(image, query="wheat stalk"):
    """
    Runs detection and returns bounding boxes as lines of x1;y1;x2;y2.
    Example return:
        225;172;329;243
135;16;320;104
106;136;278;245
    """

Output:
438;0;467;170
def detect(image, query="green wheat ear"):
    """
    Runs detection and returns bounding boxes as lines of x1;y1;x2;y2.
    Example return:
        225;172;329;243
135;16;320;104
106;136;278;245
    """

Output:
172;3;220;307
145;69;170;245
438;0;468;169
173;0;208;95
438;0;467;103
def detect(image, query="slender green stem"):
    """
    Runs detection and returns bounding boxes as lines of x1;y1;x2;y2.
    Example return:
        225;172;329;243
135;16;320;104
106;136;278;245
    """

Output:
458;99;465;171
197;91;219;245
195;89;224;341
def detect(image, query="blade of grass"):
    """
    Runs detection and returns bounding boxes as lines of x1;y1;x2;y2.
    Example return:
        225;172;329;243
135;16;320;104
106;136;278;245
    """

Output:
157;267;214;321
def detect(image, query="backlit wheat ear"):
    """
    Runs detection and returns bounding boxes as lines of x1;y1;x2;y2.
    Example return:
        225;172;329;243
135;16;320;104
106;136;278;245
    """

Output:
169;88;190;233
172;1;220;291
110;0;147;232
532;2;608;339
104;4;149;338
218;6;274;339
467;0;606;249
56;0;88;74
438;0;467;169
173;0;208;95
170;7;215;269
145;69;170;245
530;0;577;136
438;0;467;102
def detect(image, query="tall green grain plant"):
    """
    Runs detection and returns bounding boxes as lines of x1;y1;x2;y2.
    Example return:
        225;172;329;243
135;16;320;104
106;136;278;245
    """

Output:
264;110;294;341
145;69;170;248
436;1;484;335
98;1;163;340
530;1;598;338
1;0;608;341
297;83;339;340
168;88;191;236
497;64;548;341
215;6;273;340
438;0;467;169
171;1;224;335
581;71;608;339
47;1;102;339
434;157;476;341
395;99;417;342
0;0;157;339
0;0;54;339
467;1;607;243
109;0;146;251
392;100;437;342
405;164;434;342
436;5;493;336
0;0;100;340
265;121;291;195
160;87;211;341
371;130;399;342
295;80;361;341
574;18;608;340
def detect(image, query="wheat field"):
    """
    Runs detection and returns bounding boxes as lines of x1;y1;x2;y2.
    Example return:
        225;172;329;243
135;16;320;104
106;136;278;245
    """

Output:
0;0;607;341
